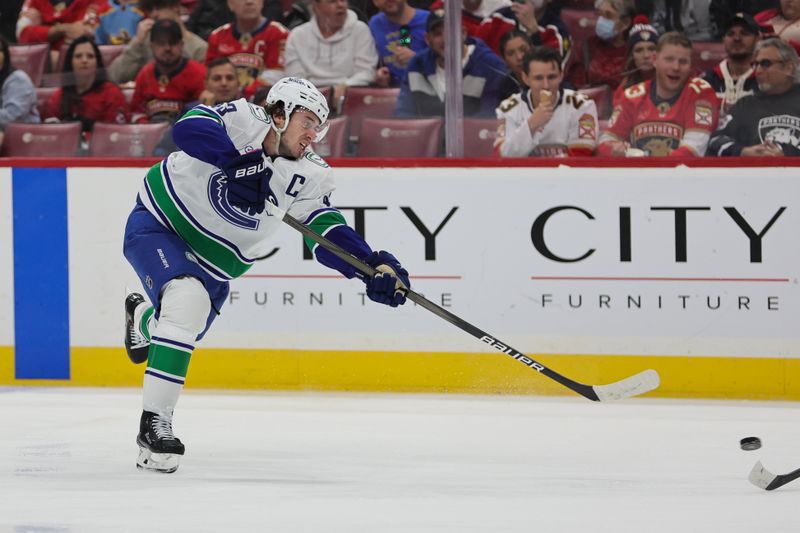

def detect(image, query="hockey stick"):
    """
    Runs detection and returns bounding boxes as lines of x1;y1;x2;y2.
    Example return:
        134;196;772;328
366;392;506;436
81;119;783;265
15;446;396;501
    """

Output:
749;461;800;491
268;204;660;401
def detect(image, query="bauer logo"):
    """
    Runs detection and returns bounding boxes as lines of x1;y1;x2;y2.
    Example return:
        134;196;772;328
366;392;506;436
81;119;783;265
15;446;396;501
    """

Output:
480;336;545;372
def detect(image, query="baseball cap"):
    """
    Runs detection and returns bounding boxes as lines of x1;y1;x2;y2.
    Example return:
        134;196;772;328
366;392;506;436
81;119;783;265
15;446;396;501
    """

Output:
726;12;760;35
150;18;182;43
426;9;445;32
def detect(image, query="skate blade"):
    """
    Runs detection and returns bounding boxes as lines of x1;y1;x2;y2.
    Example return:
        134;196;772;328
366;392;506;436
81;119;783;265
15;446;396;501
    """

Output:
137;447;180;474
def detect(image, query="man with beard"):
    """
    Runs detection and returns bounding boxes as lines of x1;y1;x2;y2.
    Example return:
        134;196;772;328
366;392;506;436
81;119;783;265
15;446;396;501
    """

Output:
709;37;800;157
702;13;760;115
130;18;206;123
598;31;720;157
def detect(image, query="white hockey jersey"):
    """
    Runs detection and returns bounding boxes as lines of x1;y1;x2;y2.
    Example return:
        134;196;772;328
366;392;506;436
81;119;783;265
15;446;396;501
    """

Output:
139;98;347;281
495;88;598;157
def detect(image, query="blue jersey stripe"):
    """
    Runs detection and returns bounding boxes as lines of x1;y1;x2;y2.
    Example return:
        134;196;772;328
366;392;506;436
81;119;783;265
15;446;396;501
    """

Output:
12;168;70;379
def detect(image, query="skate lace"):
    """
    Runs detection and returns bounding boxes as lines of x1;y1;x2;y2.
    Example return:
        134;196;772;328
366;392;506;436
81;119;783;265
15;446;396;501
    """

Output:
152;416;177;440
128;325;148;349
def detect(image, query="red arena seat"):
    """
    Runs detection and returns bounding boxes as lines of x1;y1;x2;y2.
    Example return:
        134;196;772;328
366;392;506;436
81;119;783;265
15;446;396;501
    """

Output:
312;116;349;158
8;43;50;87
99;44;126;69
89;122;170;157
35;87;59;117
340;87;400;142
580;84;611;119
3;122;82;157
463;118;502;158
692;42;726;76
357;118;442;158
561;9;598;44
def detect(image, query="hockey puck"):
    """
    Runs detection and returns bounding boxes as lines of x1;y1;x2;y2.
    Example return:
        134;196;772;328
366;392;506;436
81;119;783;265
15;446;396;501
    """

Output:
740;437;762;451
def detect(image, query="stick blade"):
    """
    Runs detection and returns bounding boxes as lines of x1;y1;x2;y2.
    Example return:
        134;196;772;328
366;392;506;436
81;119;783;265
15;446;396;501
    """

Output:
592;369;660;401
749;461;777;490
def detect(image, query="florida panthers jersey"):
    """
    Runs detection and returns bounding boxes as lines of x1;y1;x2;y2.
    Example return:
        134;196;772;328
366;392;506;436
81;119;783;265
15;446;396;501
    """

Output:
495;88;598;157
599;78;719;156
205;19;289;88
138;98;365;281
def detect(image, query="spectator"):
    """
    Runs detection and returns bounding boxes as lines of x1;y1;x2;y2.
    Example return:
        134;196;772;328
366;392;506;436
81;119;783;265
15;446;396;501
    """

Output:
709;38;800;156
496;46;597;157
428;0;502;38
285;0;377;107
613;15;659;106
369;0;429;87
598;31;719;157
188;0;284;40
710;0;776;40
477;0;570;63
498;29;532;99
95;0;144;45
650;0;713;41
153;56;241;155
566;0;635;89
395;9;508;117
0;35;40;148
130;18;206;122
109;0;207;84
702;13;759;116
43;35;129;131
756;0;800;49
16;0;109;50
205;0;289;96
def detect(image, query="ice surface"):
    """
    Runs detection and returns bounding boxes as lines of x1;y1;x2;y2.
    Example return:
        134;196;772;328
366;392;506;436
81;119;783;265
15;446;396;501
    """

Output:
1;388;798;532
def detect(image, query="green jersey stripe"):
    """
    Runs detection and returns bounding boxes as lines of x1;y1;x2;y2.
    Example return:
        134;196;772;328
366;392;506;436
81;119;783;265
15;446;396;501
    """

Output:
147;344;191;378
140;306;155;342
303;210;347;252
145;164;252;279
178;108;223;126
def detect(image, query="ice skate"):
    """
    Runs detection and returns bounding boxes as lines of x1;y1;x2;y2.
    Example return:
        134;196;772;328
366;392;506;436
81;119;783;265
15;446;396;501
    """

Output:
125;292;149;364
136;411;185;474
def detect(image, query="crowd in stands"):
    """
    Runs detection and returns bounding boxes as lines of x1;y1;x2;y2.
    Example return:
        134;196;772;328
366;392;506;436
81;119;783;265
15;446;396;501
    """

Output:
1;0;800;158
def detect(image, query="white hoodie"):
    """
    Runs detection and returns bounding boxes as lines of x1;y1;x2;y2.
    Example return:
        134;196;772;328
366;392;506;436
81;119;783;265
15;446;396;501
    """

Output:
285;9;377;87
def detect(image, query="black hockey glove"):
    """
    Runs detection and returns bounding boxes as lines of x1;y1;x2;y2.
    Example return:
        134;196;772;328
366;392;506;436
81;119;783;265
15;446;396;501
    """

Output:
221;150;277;215
363;250;410;307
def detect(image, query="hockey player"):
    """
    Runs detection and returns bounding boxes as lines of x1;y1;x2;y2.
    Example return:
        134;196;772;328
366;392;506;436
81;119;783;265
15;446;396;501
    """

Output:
123;76;411;473
598;32;720;157
495;46;598;157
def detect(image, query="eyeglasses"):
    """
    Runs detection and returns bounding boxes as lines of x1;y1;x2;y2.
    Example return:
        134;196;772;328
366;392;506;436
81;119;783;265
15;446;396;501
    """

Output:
751;58;784;70
398;25;412;47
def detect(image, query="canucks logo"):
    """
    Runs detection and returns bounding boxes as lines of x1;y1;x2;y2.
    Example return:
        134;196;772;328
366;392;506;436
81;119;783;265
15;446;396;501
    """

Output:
207;170;260;230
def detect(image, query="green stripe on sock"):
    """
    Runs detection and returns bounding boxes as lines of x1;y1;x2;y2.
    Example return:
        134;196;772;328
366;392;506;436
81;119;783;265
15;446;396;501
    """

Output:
147;344;191;378
139;306;154;342
303;210;347;252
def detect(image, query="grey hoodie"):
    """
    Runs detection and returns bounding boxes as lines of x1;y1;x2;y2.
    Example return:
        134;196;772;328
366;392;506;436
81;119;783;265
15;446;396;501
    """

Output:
285;9;377;87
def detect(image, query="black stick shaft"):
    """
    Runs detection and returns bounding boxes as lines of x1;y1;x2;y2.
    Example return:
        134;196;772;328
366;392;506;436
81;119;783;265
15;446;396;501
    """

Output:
279;212;600;401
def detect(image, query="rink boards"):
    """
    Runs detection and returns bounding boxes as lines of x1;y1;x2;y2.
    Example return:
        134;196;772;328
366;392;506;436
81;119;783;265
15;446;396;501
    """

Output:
1;159;799;399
